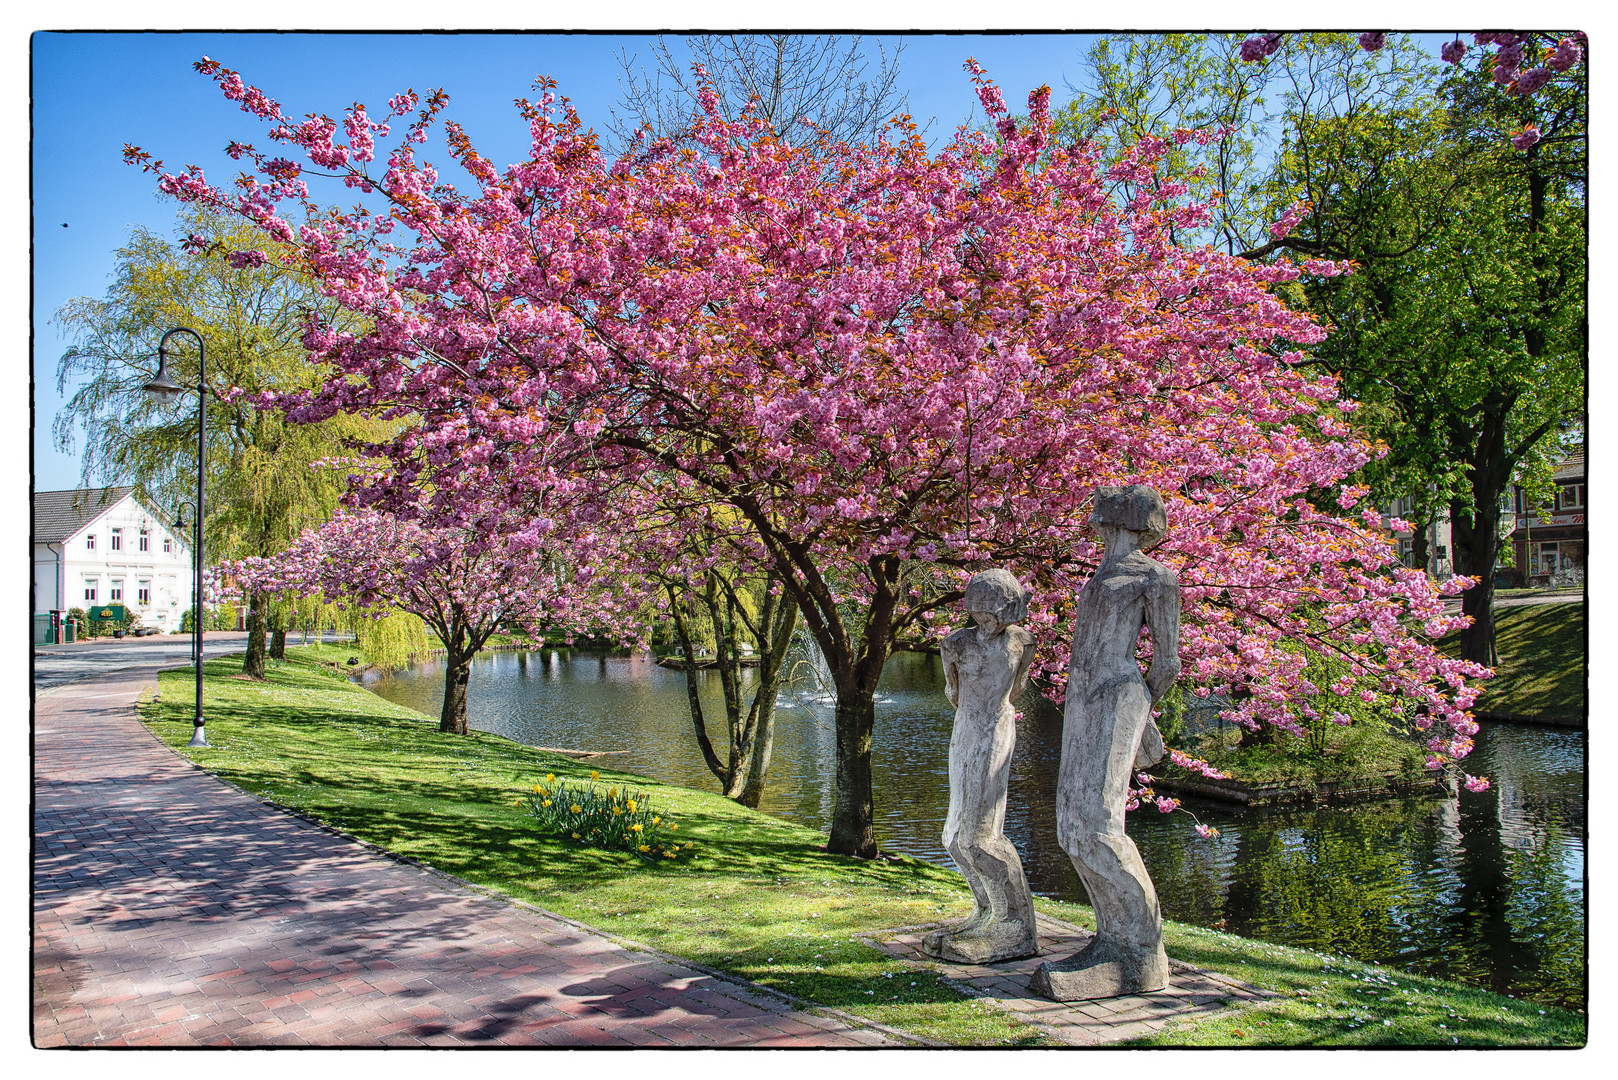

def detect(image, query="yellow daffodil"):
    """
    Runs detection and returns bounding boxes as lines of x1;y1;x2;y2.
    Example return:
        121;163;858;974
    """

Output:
652;816;661;825
545;773;555;783
542;799;552;807
571;832;580;839
626;800;637;813
630;823;643;832
638;844;650;853
591;770;599;780
570;804;582;814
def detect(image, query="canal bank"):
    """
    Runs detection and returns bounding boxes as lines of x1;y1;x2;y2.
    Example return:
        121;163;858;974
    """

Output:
134;645;1584;1045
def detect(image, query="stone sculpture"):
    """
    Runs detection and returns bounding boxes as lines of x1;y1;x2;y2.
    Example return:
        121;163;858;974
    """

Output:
922;568;1041;964
1033;485;1180;1001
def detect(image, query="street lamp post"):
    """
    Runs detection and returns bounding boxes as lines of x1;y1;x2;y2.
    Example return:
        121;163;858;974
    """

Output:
144;327;208;748
172;501;199;661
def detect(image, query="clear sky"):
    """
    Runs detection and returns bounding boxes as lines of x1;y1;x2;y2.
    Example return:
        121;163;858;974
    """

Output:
29;28;1103;495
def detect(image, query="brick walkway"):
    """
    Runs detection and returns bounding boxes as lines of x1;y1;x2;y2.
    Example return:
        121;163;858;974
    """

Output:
862;916;1276;1045
32;670;902;1048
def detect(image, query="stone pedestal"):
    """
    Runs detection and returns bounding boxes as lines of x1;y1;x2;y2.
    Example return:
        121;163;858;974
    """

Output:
922;916;1038;965
1031;935;1169;1000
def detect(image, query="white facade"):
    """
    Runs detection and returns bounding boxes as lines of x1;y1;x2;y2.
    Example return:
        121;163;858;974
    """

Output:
33;489;194;632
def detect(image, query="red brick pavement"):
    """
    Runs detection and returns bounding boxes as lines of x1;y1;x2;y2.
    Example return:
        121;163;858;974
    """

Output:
32;670;903;1048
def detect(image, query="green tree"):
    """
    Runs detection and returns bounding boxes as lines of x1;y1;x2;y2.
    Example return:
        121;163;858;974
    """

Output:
1058;33;1586;665
53;208;376;676
1264;79;1584;664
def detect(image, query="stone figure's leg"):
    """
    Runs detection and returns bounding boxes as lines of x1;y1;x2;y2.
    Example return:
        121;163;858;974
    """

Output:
1037;683;1169;998
923;717;1038;964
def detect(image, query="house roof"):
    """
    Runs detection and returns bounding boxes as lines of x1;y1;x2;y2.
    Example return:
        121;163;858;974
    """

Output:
1553;448;1585;482
33;486;139;542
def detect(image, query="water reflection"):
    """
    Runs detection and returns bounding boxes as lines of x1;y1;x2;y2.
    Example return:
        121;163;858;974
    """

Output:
364;646;1585;1008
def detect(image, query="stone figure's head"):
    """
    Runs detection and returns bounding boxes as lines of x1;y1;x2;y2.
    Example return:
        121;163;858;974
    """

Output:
1089;485;1168;549
963;568;1030;637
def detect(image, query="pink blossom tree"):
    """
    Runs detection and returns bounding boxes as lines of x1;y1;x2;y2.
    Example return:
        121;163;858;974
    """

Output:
225;501;633;734
134;57;1488;856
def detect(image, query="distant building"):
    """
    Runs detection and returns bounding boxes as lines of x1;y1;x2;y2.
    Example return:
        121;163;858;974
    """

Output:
1380;497;1454;581
33;486;194;631
1504;448;1586;588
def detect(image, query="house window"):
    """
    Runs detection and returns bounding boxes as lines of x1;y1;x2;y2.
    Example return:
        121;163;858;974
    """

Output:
138;581;151;606
84;581;96;602
86;533;95;550
163;537;172;553
111;529;122;552
139;530;150;552
1559;484;1585;511
110;579;123;601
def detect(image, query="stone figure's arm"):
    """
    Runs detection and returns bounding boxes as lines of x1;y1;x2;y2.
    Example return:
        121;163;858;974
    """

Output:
1144;569;1182;704
942;641;961;708
1011;627;1036;702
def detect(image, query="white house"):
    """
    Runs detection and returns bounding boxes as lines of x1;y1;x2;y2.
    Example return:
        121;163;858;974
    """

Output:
33;486;194;632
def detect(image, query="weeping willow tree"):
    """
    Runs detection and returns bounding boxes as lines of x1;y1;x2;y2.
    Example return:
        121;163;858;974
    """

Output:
53;207;386;676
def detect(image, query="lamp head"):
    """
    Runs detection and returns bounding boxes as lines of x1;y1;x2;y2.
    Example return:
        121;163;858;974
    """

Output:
143;351;187;404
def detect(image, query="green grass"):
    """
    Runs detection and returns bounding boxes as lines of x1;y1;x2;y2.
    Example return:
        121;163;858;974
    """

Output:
1451;602;1585;719
139;644;1584;1048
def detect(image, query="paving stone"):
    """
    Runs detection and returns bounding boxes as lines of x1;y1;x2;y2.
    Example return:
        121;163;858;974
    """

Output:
863;912;1274;1045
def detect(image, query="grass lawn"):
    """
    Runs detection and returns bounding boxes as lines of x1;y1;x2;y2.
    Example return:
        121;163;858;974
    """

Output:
139;643;1584;1048
1453;602;1585;720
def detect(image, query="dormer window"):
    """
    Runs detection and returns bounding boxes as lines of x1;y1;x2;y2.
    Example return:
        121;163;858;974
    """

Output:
139;529;150;552
163;537;172;553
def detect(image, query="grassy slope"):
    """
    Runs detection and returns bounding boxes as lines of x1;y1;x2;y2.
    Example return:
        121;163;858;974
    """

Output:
138;644;1583;1047
1460;602;1586;719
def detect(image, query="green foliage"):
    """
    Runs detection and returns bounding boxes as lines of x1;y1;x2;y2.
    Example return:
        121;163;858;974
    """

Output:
521;775;687;861
180;602;238;632
353;609;432;671
1172;721;1426;786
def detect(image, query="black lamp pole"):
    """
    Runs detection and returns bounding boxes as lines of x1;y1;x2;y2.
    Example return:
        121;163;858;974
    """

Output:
144;328;208;748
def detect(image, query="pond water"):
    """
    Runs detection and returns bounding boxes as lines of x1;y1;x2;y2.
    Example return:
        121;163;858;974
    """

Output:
363;645;1586;1009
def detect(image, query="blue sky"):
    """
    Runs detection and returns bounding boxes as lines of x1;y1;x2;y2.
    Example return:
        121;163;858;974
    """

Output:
29;29;1100;494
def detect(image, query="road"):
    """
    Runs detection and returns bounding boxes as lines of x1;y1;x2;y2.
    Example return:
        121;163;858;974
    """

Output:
31;631;352;692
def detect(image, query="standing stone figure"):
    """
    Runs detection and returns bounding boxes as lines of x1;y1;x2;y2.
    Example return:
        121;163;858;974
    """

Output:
1033;485;1180;1001
922;569;1040;964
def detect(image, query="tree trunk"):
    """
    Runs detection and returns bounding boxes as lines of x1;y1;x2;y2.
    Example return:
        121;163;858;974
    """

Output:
1451;495;1500;668
440;648;472;735
828;684;879;857
738;591;799;809
269;609;287;660
243;589;267;678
